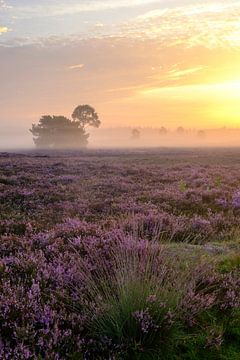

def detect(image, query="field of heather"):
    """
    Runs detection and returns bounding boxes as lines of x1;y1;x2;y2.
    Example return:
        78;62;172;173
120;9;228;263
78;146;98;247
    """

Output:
0;149;239;359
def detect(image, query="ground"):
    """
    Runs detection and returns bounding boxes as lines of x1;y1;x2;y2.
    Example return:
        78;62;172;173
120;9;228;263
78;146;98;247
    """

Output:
0;148;239;359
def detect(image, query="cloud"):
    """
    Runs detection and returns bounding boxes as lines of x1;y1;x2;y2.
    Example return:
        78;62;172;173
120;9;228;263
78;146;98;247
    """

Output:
5;0;162;19
2;0;240;51
68;63;85;70
0;0;7;9
121;1;240;49
167;66;205;80
0;26;9;34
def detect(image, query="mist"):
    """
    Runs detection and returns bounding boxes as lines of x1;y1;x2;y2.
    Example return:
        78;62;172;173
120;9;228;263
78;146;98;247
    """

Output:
89;127;240;148
0;125;239;150
0;124;32;150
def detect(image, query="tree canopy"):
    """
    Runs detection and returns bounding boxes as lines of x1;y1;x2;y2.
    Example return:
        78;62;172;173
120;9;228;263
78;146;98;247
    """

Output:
30;105;100;149
72;105;100;128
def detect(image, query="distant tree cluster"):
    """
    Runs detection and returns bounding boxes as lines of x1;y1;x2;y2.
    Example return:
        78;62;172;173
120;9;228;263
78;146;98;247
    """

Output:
30;105;100;149
176;126;185;135
159;126;168;135
197;130;206;139
131;128;141;140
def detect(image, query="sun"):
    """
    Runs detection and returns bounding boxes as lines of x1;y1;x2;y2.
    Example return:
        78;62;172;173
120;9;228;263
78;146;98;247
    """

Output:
217;80;240;92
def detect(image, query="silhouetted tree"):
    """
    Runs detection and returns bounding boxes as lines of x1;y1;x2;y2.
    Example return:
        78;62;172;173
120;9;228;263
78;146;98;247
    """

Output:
176;126;185;135
72;105;100;128
131;128;140;140
159;126;168;135
30;105;100;149
197;130;206;139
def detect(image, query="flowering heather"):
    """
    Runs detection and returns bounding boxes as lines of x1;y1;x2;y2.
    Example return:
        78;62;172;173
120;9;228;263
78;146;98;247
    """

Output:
232;191;240;209
133;309;159;333
0;149;239;359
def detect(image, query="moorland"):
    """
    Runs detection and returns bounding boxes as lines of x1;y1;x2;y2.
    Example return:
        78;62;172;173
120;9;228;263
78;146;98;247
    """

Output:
0;148;239;359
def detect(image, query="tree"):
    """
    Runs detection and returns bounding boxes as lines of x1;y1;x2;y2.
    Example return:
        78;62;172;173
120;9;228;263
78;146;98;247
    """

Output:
30;105;100;149
72;105;100;129
176;126;185;135
159;126;168;135
131;128;140;140
197;130;206;139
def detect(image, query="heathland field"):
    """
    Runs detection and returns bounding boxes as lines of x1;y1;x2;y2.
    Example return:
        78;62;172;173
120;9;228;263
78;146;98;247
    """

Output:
0;149;239;359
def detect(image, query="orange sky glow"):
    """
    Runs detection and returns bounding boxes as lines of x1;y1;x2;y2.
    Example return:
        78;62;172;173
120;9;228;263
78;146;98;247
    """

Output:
0;0;240;146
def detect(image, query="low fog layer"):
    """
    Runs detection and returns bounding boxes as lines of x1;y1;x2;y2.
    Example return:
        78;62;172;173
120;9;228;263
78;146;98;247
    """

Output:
0;126;239;150
89;128;240;148
0;125;32;150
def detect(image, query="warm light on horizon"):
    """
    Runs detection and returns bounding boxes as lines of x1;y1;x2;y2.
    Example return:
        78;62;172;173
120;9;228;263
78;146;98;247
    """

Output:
0;0;240;147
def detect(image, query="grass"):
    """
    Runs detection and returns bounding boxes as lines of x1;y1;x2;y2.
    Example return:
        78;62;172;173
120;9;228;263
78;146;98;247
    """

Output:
74;237;240;359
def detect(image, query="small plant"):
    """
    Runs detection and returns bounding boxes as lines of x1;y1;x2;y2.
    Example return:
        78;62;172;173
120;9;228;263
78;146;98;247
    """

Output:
214;176;222;188
179;180;187;192
76;238;189;358
218;253;240;273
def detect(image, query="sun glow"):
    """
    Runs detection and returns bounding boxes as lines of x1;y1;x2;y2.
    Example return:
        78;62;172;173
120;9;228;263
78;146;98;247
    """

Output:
141;79;240;98
207;80;240;125
217;80;240;92
135;77;240;128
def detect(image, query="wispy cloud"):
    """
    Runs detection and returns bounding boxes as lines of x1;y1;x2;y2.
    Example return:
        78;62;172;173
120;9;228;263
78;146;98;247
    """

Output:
68;63;84;70
0;0;11;10
121;1;240;49
167;66;205;80
5;0;162;19
2;0;240;51
0;26;9;34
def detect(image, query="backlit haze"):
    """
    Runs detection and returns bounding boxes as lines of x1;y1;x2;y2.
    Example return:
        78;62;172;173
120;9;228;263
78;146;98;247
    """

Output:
0;0;240;148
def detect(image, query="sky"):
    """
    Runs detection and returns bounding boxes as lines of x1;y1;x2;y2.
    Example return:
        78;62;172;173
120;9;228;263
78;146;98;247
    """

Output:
0;0;240;146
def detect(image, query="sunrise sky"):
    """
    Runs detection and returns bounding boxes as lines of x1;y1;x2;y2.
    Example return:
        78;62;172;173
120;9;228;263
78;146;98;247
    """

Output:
0;0;240;144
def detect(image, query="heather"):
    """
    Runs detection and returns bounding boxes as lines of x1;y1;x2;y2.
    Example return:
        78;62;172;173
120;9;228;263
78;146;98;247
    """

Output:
0;149;239;359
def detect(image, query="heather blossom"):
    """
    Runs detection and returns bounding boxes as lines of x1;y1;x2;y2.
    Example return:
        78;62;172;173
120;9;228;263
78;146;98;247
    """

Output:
133;309;159;334
232;190;240;209
0;150;239;359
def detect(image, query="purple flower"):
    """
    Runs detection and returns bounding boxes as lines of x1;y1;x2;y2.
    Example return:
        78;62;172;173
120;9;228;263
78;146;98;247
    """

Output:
232;190;240;209
133;309;159;334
